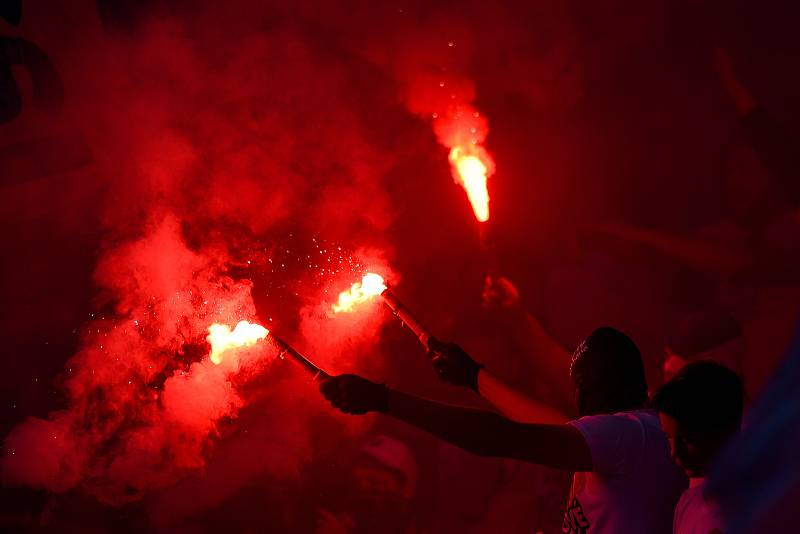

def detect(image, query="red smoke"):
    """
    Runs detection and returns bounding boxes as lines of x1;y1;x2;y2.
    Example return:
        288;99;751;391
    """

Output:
0;2;402;514
2;216;267;502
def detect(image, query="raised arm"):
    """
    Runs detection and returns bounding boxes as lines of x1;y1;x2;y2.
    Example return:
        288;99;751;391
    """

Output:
319;374;591;471
477;369;569;424
427;337;569;424
483;275;574;411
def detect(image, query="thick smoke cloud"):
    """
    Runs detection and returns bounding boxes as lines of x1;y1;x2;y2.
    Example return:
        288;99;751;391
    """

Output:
0;0;406;513
4;216;273;503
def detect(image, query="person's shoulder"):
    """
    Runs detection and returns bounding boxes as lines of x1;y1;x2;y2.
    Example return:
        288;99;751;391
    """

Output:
589;408;658;427
622;409;682;459
568;410;654;476
608;408;665;431
623;408;660;424
617;407;657;418
569;408;654;428
568;409;654;445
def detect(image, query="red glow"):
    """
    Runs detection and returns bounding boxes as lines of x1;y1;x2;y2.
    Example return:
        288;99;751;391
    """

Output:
411;74;496;222
332;273;387;313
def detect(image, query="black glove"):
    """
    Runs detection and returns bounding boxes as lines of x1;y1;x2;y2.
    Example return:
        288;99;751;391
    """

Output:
319;374;388;415
427;337;484;393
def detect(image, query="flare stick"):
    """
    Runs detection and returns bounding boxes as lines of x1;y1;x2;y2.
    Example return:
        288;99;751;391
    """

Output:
271;334;329;380
380;287;431;348
479;220;499;276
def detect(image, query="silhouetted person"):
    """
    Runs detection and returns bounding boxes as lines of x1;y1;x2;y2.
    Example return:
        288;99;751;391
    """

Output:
320;327;687;534
652;361;743;534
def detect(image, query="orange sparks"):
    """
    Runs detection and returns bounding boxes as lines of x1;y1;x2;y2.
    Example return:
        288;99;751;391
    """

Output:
332;273;387;313
449;145;494;222
207;320;269;365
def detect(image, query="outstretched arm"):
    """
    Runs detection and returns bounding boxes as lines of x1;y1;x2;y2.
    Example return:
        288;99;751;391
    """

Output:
319;374;591;471
387;388;589;470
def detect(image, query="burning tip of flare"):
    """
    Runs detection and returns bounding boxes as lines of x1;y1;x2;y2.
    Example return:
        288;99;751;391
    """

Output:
332;273;386;313
207;320;269;365
448;146;493;223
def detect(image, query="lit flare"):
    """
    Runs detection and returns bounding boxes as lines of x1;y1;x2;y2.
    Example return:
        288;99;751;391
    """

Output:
332;273;386;313
449;145;493;222
332;274;432;347
207;320;268;364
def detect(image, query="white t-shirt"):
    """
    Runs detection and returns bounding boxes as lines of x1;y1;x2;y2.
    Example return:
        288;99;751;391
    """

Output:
673;478;725;534
563;409;688;534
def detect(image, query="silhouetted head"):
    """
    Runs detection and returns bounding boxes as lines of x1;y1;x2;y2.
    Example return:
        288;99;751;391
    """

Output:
652;361;743;477
570;327;648;417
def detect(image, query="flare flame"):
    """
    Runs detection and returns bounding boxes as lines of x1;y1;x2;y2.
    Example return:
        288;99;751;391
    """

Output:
449;145;494;222
332;273;386;313
207;320;269;364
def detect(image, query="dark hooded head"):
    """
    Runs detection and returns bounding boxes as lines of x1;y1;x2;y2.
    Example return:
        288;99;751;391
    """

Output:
652;361;743;477
570;327;648;417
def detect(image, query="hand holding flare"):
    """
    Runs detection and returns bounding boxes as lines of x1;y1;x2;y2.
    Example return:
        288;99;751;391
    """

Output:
332;273;432;349
207;320;327;380
427;337;484;393
330;273;485;394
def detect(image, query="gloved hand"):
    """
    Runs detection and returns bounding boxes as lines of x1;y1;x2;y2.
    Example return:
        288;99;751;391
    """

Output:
427;337;484;393
319;374;388;415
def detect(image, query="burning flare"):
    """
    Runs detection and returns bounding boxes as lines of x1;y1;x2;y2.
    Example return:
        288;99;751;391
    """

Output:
207;320;269;364
332;273;386;313
449;145;494;223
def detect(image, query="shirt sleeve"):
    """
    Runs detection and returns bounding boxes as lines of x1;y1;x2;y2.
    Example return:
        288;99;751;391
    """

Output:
568;412;647;476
